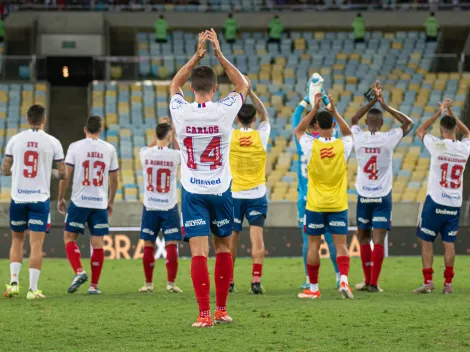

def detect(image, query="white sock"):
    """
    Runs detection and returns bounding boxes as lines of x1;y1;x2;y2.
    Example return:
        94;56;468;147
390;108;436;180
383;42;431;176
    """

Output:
309;283;319;292
336;272;341;283
340;275;348;285
305;275;310;284
29;268;40;292
10;262;22;285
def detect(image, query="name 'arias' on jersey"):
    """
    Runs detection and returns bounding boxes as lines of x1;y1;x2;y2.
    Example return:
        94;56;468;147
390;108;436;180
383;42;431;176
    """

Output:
140;146;181;210
170;92;243;194
65;138;119;210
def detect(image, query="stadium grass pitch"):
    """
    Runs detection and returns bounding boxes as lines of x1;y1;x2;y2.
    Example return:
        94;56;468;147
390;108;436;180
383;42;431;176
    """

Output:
1;256;470;352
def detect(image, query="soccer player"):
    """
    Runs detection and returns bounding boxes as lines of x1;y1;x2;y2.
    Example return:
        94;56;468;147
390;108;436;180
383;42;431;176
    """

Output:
351;83;413;292
3;105;66;299
229;78;270;294
138;121;183;293
414;99;470;294
294;93;354;299
169;29;248;327
291;80;340;289
57;115;119;295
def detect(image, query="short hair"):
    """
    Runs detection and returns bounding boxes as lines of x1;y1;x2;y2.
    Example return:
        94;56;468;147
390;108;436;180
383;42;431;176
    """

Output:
160;14;164;19
440;115;457;131
27;105;45;126
316;110;334;129
308;114;317;128
86;115;103;134
228;13;233;18
190;66;217;93
357;12;362;17
238;104;256;126
156;122;172;140
430;12;435;16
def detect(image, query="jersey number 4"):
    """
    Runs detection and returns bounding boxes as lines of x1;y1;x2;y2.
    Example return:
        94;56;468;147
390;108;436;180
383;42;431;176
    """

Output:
146;168;170;193
364;156;378;180
440;163;463;189
82;160;106;187
183;137;222;170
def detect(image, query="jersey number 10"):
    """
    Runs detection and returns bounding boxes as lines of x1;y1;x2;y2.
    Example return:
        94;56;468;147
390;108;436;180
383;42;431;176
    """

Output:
146;168;171;193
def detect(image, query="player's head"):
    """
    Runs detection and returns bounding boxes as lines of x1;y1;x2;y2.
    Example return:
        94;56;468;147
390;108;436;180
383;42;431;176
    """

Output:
307;113;319;134
366;108;383;132
85;115;103;136
228;13;233;18
190;66;217;97
357;12;362;17
27;104;46;128
430;12;435;17
440;115;457;138
316;110;336;135
160;14;164;19
237;104;256;127
155;122;173;144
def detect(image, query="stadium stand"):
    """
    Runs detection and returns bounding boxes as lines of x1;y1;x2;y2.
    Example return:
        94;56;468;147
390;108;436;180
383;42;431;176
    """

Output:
0;82;49;201
92;30;470;204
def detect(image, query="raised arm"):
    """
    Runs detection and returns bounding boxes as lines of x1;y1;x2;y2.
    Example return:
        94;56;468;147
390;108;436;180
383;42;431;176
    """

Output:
416;101;446;141
57;164;74;215
169;32;208;97
208;28;249;99
1;156;12;176
378;94;413;136
294;93;321;141
448;99;470;140
326;94;351;137
246;77;269;123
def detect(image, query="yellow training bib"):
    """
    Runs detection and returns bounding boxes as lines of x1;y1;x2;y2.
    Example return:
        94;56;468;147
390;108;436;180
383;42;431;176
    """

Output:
307;138;348;212
230;129;266;192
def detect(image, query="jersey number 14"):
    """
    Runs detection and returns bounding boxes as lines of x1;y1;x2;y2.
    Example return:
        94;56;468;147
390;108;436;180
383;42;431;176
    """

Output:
183;137;222;170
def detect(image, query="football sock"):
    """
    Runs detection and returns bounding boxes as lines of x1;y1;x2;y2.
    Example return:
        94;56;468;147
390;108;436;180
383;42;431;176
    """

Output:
10;262;21;285
165;244;178;283
360;243;372;284
306;263;320;291
444;266;454;285
423;268;433;284
215;252;232;312
370;244;384;287
65;241;83;274
143;246;155;284
29;268;40;292
336;256;350;284
324;232;339;273
191;256;210;316
301;229;308;276
90;248;104;288
252;263;262;283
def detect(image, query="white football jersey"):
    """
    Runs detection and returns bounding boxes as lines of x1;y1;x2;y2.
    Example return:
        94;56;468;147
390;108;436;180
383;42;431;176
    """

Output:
5;129;64;202
423;134;470;207
140;146;181;210
65;138;119;209
170;92;243;194
353;126;403;198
